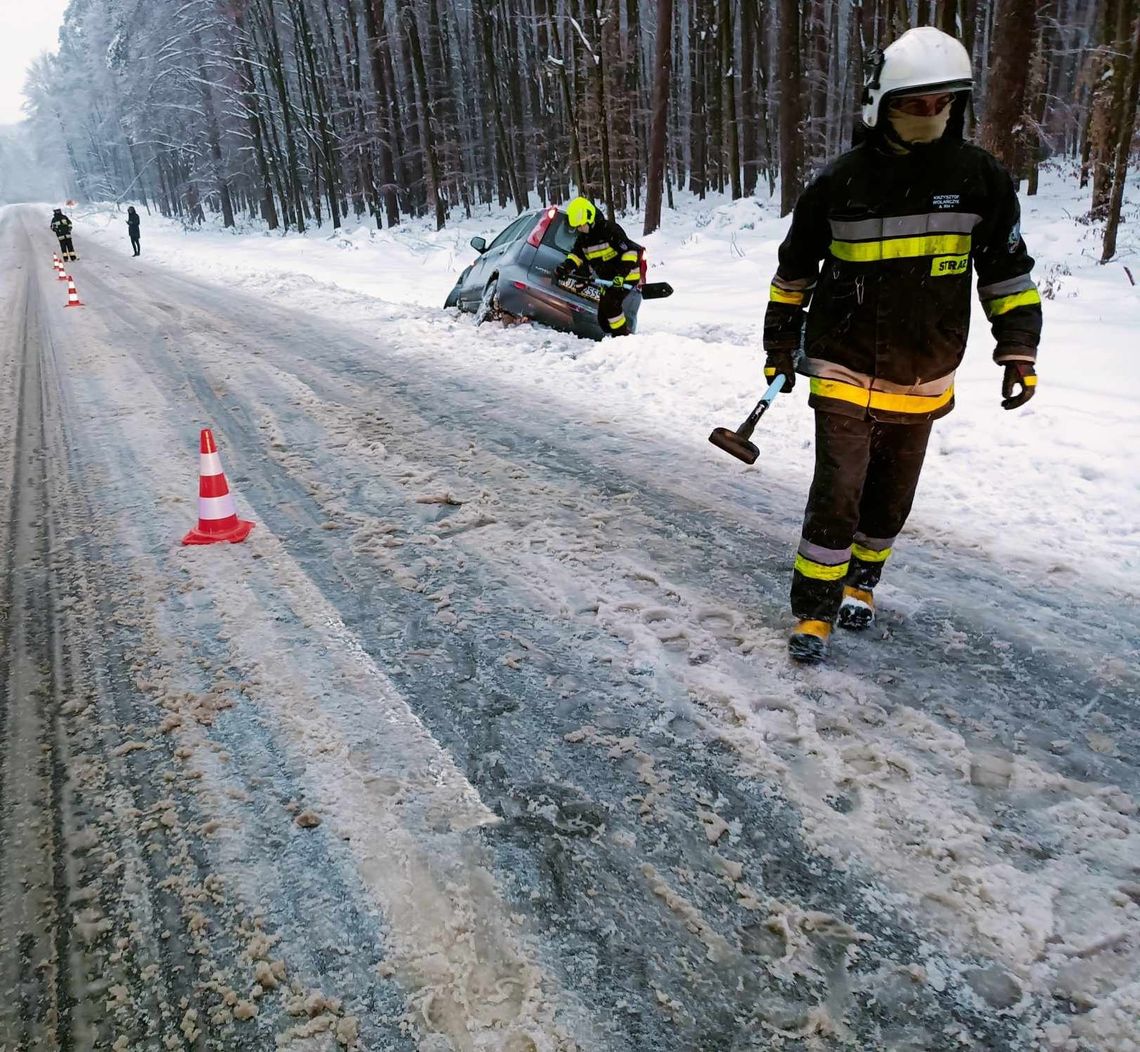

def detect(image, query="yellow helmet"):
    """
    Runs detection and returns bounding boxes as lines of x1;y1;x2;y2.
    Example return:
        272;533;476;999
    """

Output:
566;196;596;229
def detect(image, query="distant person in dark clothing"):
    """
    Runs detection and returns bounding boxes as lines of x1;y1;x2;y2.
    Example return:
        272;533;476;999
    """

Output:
51;208;78;261
127;207;141;256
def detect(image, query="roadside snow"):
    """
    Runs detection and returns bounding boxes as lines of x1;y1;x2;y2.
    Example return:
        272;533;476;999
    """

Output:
73;165;1140;599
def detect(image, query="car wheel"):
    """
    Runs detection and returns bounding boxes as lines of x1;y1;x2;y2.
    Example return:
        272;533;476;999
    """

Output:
473;279;502;325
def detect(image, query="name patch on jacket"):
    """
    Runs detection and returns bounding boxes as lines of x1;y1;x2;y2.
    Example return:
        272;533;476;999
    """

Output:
931;254;969;276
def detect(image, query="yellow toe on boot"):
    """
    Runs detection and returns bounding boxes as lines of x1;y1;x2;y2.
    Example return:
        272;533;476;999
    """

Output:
837;586;875;631
788;619;831;664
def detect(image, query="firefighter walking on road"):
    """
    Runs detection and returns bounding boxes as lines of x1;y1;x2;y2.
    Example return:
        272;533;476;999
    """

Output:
51;208;78;262
762;27;1043;664
554;197;642;337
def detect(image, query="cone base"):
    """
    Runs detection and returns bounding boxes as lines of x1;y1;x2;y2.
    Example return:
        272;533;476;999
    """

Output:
181;519;255;546
65;302;85;308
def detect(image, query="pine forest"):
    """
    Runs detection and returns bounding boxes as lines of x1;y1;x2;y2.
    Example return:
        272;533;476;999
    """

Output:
22;0;1140;251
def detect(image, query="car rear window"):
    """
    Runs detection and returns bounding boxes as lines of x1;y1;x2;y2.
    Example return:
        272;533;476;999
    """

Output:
546;213;578;253
486;213;537;251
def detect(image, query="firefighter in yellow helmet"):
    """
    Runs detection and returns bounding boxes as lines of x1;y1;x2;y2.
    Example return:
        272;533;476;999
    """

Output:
554;197;642;337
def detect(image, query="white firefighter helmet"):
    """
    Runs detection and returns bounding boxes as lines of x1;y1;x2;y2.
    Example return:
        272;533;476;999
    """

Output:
861;27;973;129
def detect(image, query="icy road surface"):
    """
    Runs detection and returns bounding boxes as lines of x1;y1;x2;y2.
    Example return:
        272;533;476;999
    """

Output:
2;204;1138;1051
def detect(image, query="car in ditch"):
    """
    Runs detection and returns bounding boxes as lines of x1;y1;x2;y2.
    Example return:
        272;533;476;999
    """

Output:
444;206;665;340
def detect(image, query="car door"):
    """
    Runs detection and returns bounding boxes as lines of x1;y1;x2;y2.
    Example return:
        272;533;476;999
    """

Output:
526;211;602;333
463;214;535;307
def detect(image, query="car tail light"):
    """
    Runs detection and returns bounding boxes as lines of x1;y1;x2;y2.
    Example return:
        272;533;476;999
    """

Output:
527;206;559;248
512;281;526;290
640;249;648;287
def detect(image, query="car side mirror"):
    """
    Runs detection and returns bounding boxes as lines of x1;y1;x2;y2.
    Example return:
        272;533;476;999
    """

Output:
470;236;487;254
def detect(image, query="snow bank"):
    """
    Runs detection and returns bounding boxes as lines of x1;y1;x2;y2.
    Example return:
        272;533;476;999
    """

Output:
76;164;1140;597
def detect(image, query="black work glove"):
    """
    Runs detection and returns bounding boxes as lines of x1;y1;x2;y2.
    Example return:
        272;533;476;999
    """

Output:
1001;362;1037;411
764;351;796;394
554;259;577;280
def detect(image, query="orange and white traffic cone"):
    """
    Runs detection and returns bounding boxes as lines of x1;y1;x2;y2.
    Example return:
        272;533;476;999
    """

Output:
64;275;84;307
181;429;255;546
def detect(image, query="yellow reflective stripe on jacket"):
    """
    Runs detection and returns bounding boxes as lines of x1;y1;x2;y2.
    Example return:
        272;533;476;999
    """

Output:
566;253;583;266
830;233;972;263
770;284;805;306
984;288;1042;317
620;250;639;262
851;543;892;563
625;270;641;282
794;554;850;582
810;378;955;415
585;247;618;261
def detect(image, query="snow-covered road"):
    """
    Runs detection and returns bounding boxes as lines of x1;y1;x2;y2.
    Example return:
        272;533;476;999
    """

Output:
2;203;1138;1051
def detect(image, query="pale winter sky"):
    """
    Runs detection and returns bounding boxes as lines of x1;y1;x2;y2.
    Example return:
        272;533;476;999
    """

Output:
0;0;70;125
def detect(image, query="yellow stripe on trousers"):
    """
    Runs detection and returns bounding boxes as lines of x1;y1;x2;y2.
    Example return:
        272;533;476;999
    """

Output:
794;554;850;581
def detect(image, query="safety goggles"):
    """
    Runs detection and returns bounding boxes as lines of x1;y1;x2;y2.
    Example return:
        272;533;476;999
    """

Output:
888;92;955;116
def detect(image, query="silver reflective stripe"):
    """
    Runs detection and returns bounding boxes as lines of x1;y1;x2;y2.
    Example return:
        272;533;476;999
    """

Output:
871;371;955;396
829;212;983;241
800;358;872;387
977;273;1037;299
773;274;817;292
853;532;894;551
801;358;956;397
797;539;852;565
994;348;1036;363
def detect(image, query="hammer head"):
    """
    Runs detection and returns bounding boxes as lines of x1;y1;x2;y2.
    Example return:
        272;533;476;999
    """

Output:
708;427;759;465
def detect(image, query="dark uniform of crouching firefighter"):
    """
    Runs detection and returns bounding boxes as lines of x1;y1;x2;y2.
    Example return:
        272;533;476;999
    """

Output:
555;197;642;337
763;27;1043;664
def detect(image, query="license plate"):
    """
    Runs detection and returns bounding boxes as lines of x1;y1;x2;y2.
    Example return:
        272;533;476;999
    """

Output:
557;278;600;302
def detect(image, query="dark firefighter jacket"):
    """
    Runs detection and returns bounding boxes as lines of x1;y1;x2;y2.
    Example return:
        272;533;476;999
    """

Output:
564;217;642;285
51;213;73;237
764;135;1042;423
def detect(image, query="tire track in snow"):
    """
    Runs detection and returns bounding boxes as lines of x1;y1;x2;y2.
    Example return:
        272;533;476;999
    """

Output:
14;212;597;1050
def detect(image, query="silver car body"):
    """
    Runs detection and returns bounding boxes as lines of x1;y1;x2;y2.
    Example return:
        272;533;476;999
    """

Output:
444;208;643;340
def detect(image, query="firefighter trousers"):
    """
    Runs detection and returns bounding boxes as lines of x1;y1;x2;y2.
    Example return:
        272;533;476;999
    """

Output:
598;286;631;336
57;236;76;261
791;410;933;622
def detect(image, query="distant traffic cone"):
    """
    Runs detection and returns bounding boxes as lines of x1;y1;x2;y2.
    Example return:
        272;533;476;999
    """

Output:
54;255;67;280
64;275;84;307
181;429;255;545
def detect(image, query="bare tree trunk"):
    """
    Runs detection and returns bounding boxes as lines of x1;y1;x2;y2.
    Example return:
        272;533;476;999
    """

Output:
396;0;445;228
644;0;674;234
362;0;400;226
720;0;742;198
977;0;1037;173
1101;3;1140;259
740;0;759;196
778;0;805;215
1091;0;1131;215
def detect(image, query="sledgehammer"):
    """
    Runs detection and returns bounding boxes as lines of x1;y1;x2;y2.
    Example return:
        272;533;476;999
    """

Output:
708;375;786;465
